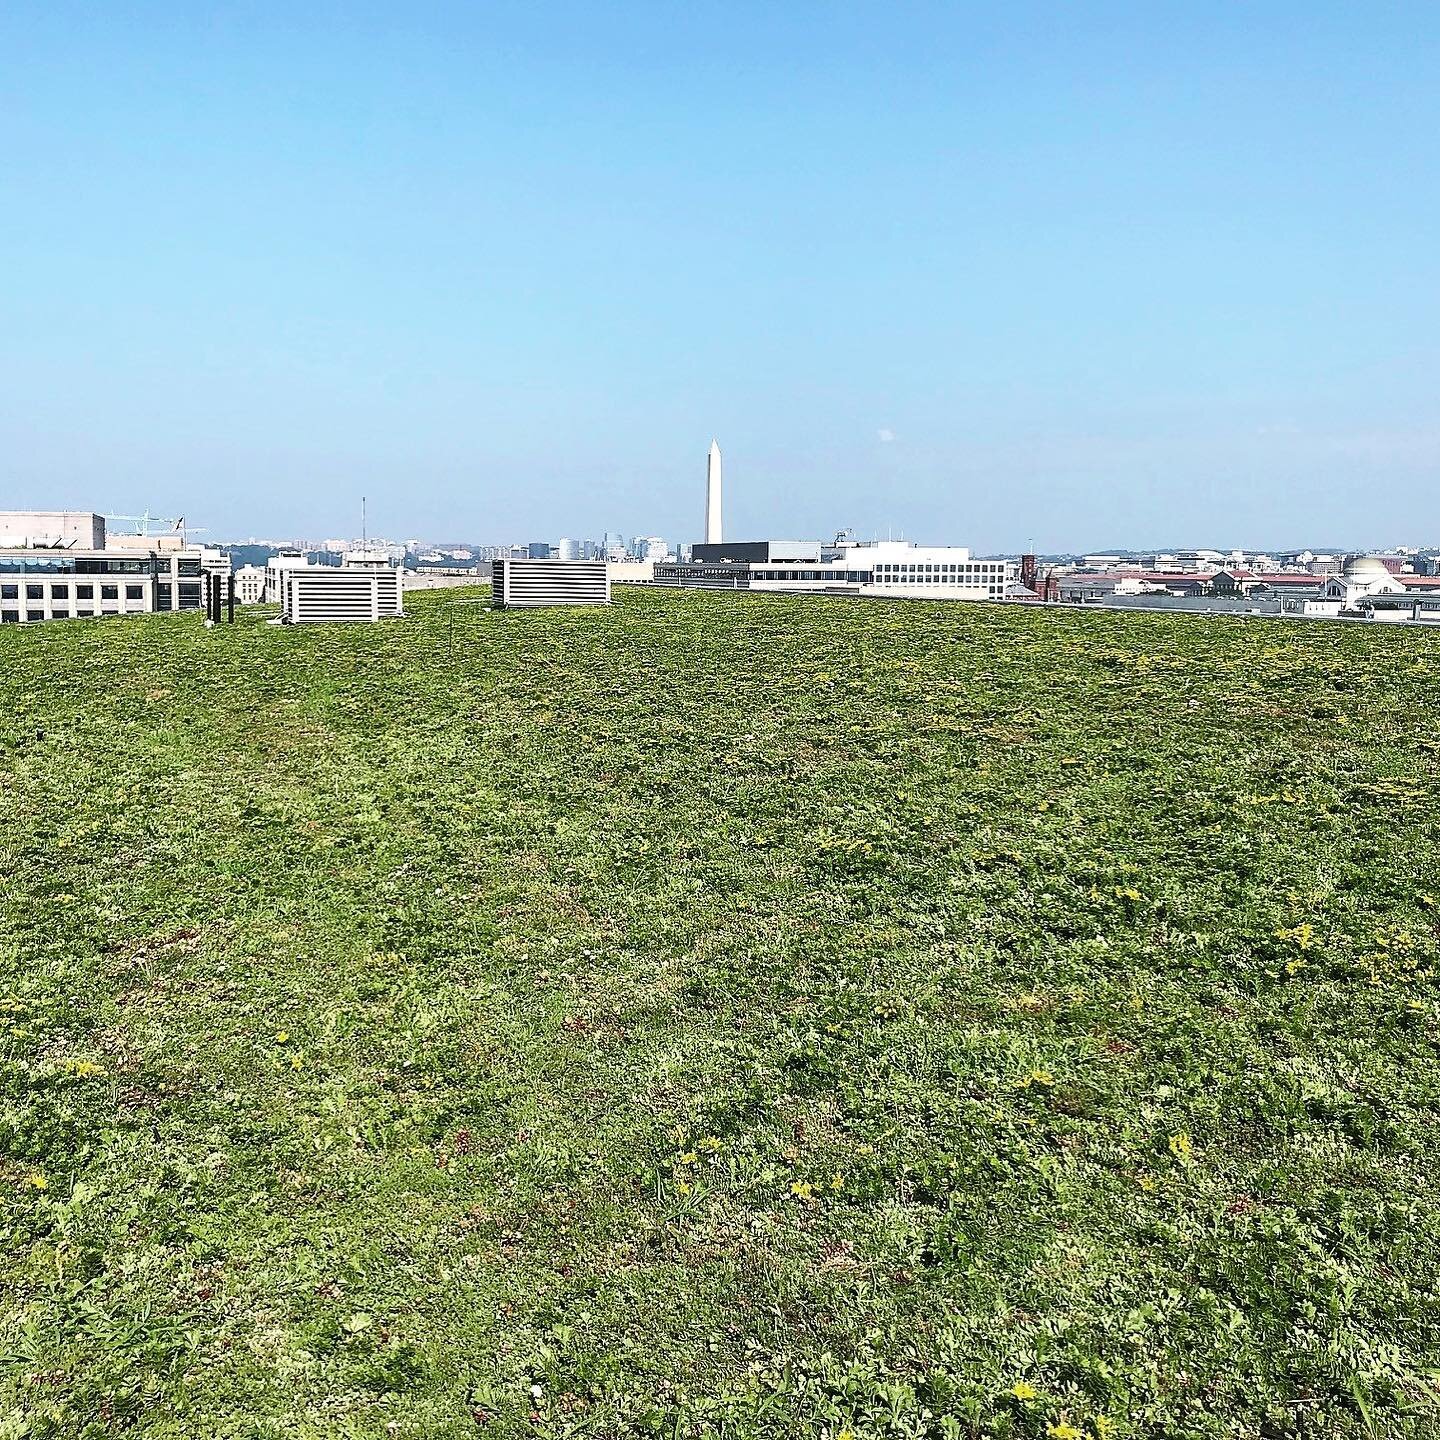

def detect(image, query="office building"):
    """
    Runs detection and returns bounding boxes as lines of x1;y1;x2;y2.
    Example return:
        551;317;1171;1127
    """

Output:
234;565;267;605
0;546;206;624
656;540;1013;597
264;551;313;602
0;511;108;549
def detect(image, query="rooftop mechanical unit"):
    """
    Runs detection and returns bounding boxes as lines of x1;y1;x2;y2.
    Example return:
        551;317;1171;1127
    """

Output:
277;565;403;624
492;558;610;609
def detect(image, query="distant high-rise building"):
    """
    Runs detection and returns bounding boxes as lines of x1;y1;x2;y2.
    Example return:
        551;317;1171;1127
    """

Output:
557;538;581;561
526;542;553;560
705;440;722;544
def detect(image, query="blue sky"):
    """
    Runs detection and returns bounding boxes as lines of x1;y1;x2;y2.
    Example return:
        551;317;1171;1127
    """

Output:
3;2;1439;550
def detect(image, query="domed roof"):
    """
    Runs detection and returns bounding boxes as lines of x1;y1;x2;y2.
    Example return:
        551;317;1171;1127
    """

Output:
1343;554;1392;577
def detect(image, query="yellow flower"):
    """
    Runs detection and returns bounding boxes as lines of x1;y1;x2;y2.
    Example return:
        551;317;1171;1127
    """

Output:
1010;1380;1038;1401
26;1173;47;1190
289;1053;304;1070
676;1151;698;1166
1168;1131;1194;1164
275;1031;289;1044
1094;1418;1115;1439
1028;1069;1055;1087
61;1059;106;1078
674;1179;692;1196
830;1171;845;1191
1047;1423;1087;1440
697;1136;723;1151
789;1180;814;1201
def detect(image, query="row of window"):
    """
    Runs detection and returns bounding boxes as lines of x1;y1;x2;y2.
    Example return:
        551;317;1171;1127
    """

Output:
0;580;206;621
0;583;144;601
0;557;204;576
874;564;1005;574
752;569;869;582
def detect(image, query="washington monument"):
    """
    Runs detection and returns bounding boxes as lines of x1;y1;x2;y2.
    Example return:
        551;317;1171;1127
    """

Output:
705;439;722;544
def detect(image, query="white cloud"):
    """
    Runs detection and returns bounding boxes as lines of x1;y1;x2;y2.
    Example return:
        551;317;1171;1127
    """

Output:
877;427;895;443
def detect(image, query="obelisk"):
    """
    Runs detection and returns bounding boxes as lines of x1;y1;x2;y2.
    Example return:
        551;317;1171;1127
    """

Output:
705;439;722;544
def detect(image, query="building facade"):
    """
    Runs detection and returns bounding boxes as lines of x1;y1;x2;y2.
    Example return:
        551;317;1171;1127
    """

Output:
655;540;1013;598
0;511;108;549
264;551;313;603
0;547;205;624
234;564;267;605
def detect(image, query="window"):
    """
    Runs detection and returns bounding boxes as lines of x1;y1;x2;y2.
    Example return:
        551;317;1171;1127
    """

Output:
1;610;16;623
26;584;42;600
125;585;143;600
101;585;118;600
178;582;201;605
51;584;68;599
76;585;93;599
0;585;15;600
27;610;44;622
76;558;148;574
156;583;172;612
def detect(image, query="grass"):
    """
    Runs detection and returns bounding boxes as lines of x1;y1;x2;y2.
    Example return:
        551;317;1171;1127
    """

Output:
1;586;1439;1440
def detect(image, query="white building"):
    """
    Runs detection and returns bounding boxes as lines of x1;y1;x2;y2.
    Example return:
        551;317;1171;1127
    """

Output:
1320;555;1408;609
656;539;1013;599
0;511;108;549
0;546;207;625
234;565;267;605
832;540;1011;596
264;551;313;602
342;548;392;568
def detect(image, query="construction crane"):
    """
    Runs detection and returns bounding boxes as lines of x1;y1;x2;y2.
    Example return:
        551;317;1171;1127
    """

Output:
103;511;206;543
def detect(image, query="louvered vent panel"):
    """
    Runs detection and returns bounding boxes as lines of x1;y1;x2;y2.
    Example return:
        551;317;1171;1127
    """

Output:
492;559;610;608
280;568;405;624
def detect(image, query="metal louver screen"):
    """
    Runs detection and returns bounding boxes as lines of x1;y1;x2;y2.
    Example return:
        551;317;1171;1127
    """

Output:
281;568;404;623
492;559;610;608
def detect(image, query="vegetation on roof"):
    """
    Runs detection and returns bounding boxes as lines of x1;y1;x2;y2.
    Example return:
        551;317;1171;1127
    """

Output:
2;589;1438;1438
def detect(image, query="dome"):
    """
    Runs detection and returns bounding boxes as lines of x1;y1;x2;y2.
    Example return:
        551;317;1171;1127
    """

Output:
1343;554;1392;578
